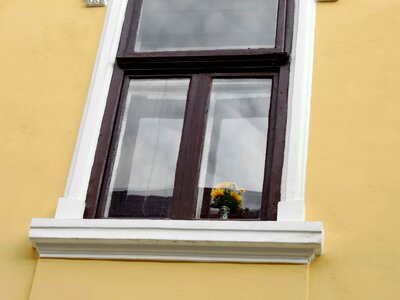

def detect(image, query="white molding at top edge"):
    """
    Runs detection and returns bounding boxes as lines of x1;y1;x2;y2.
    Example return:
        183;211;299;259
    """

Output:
85;0;107;7
30;219;323;264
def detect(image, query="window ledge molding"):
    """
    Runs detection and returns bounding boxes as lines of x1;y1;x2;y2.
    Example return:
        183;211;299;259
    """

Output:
30;219;323;264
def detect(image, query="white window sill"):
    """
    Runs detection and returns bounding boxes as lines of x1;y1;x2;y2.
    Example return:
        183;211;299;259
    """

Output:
29;219;323;264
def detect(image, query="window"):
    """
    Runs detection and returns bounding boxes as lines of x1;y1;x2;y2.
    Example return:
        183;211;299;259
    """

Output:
84;0;295;220
30;0;323;264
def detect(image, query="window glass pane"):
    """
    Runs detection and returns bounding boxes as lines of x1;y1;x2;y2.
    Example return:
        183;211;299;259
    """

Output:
135;0;278;52
196;79;271;219
106;79;189;218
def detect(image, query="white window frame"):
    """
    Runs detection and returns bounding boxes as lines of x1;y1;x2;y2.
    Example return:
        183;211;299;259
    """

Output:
30;0;324;264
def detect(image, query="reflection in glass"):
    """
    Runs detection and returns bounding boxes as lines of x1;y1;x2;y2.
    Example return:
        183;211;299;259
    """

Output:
105;79;189;218
135;0;278;52
196;79;271;219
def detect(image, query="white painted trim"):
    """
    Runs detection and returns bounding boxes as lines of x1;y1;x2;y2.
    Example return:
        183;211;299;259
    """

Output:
60;0;128;218
85;0;107;7
279;0;316;221
277;200;305;222
59;0;317;221
30;219;323;264
54;198;86;219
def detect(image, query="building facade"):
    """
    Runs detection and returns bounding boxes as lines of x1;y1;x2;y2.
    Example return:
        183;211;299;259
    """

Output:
1;0;400;299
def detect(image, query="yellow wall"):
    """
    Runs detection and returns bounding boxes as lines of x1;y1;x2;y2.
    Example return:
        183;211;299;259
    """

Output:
306;0;400;299
0;1;105;299
29;260;307;300
1;0;400;299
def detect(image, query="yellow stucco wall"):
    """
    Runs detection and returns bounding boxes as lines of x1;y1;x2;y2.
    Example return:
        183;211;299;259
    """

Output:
1;0;400;299
0;1;105;299
306;0;400;299
29;260;308;300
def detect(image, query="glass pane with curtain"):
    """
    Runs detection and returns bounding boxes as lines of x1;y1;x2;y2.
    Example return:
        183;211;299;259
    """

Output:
196;79;271;219
135;0;278;52
106;79;189;218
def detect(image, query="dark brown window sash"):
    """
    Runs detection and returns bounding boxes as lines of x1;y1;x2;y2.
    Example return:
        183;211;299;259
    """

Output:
170;74;211;219
84;0;295;220
86;71;288;220
119;0;292;56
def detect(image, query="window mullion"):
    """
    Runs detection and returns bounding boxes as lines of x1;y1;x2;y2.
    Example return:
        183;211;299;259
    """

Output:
260;66;290;220
284;0;295;54
85;67;127;219
171;74;212;220
118;0;143;56
275;0;289;52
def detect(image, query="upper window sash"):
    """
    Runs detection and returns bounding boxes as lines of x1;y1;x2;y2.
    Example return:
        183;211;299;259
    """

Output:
117;0;294;58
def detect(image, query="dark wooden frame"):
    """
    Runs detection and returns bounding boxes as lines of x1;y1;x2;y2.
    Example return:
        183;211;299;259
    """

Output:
85;0;295;220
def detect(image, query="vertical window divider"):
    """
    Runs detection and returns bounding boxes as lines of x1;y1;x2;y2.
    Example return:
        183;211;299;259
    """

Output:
118;0;143;56
171;74;212;219
85;67;128;218
284;0;295;53
95;75;132;218
275;0;289;52
260;66;290;220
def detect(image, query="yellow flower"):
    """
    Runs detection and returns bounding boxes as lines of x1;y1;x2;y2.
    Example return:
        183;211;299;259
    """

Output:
239;188;246;193
210;188;224;199
230;191;242;202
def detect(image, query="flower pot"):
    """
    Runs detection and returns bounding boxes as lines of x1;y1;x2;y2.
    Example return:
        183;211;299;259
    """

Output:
219;206;230;220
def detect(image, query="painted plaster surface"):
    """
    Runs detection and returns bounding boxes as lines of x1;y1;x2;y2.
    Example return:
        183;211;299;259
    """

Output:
29;259;307;300
307;0;400;299
0;1;105;299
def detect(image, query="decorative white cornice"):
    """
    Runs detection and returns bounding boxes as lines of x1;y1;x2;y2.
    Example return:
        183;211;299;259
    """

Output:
85;0;107;7
30;219;323;264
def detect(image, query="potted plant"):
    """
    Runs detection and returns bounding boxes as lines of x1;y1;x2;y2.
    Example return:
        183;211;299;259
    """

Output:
210;182;245;220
